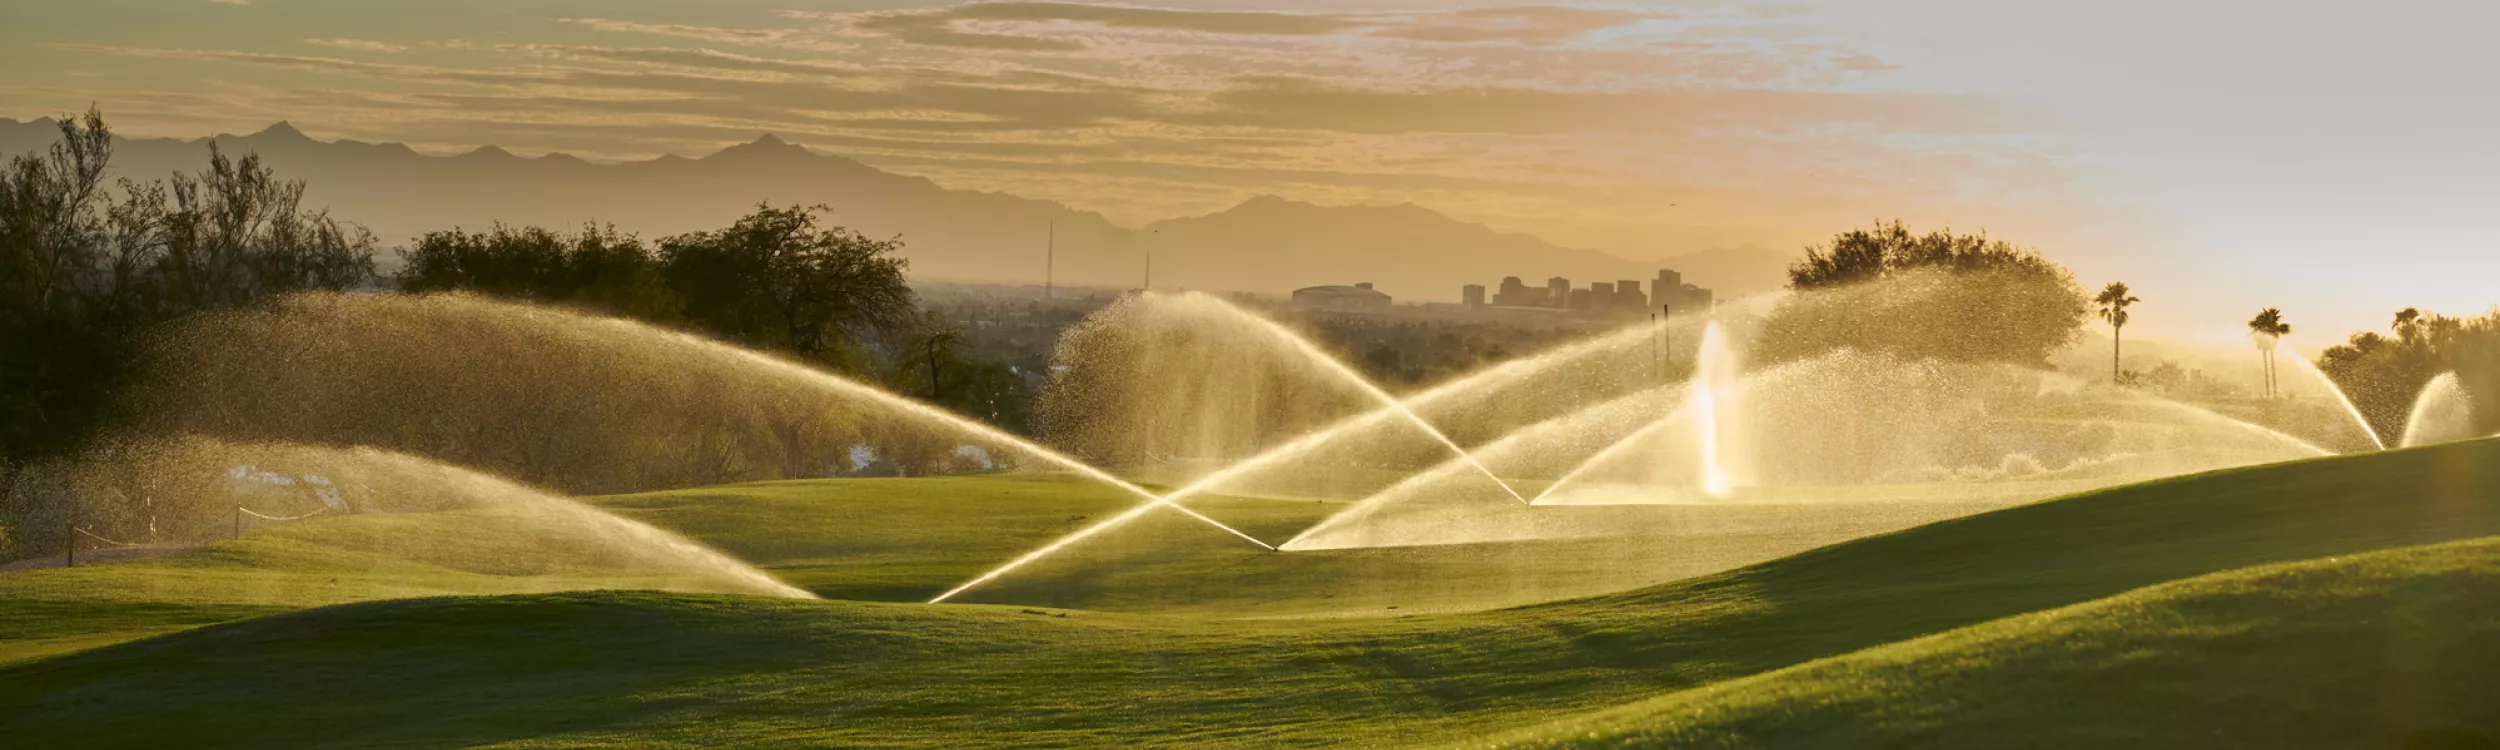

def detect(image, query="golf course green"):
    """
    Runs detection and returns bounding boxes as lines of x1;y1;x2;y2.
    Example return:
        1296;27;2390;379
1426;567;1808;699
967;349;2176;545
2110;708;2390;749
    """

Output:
2;438;2496;748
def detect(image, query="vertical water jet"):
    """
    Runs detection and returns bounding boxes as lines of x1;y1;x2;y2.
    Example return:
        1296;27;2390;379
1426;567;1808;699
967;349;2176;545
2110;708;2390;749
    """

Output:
1693;322;1739;498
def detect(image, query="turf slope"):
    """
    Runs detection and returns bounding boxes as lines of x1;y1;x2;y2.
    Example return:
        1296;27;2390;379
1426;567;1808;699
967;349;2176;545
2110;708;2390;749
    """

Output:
1;438;2496;747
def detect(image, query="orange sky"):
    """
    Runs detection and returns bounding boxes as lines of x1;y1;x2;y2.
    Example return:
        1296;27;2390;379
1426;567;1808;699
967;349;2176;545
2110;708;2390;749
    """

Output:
4;1;2494;342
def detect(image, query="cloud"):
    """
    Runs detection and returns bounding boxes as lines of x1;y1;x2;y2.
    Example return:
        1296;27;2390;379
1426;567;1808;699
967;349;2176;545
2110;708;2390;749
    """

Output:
802;2;1356;52
939;2;1355;36
518;46;868;78
1368;7;1656;46
851;13;1088;52
46;44;539;86
53;39;2010;139
305;38;409;54
557;18;807;47
816;4;1648;51
1196;77;2039;136
58;43;1146;127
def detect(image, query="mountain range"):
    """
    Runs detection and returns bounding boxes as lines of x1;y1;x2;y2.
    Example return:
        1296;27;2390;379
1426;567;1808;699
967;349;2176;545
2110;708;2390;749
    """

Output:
0;117;1793;302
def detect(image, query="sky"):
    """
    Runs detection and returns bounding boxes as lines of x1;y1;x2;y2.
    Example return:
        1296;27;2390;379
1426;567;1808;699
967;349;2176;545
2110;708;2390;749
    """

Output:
3;0;2495;342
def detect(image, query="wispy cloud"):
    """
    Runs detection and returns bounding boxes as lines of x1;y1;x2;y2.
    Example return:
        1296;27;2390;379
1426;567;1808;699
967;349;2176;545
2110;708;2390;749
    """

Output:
557;18;820;48
1367;7;1656;45
305;38;409;54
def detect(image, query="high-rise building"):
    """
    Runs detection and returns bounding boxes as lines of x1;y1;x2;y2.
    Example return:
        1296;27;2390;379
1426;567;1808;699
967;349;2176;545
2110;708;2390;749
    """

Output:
1616;279;1646;309
1461;283;1486;308
1650;268;1715;316
1589;281;1616;310
1546;277;1570;308
1492;276;1531;306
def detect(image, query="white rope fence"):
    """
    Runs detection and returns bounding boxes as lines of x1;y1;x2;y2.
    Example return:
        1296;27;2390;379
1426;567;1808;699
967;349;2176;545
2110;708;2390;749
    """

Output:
238;506;328;522
74;526;135;547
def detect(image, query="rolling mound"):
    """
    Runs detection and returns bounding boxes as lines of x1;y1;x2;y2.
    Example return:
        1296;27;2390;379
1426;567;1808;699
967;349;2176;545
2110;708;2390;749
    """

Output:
0;507;799;665
3;439;2496;747
1482;536;2500;749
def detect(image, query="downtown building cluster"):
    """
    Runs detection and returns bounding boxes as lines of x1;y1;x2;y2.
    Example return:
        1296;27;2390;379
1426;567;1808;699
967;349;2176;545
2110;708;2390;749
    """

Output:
1462;269;1713;316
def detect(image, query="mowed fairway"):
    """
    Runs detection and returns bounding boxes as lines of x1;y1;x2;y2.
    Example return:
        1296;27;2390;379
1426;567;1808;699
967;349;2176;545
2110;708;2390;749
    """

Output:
1487;536;2500;749
0;438;2496;747
590;473;2032;615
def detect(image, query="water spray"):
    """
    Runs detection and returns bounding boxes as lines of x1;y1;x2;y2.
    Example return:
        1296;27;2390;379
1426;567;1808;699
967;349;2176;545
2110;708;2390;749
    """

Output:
633;321;1279;555
933;318;1668;601
1191;293;1528;502
2276;346;2387;451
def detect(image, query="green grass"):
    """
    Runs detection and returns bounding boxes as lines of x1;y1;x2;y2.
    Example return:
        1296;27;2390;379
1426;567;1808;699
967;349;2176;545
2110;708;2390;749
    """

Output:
593;473;2007;616
1483;535;2500;749
0;509;801;665
2;439;2497;747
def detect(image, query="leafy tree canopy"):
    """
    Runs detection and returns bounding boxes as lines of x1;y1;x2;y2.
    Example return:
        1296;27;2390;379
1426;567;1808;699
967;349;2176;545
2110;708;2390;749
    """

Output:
1759;221;2088;366
658;204;916;366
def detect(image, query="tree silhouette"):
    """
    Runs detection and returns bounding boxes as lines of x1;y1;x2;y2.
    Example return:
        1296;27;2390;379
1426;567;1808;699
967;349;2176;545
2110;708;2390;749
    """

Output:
1770;220;2088;366
658;203;916;367
2247;308;2292;397
2094;282;2139;383
2393;307;2423;343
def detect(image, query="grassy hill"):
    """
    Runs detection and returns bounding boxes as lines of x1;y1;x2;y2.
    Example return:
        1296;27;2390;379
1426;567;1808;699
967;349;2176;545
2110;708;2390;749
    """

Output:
1;438;2495;747
1483;535;2500;749
0;509;795;665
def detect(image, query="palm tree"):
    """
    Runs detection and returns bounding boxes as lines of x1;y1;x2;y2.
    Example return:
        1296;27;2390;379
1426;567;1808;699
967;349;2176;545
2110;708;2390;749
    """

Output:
2247;308;2292;397
2094;282;2139;383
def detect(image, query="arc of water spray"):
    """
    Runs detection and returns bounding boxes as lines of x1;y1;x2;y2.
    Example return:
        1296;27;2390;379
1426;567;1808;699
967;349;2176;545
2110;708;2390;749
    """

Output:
1292;384;1683;549
929;318;1671;603
1534;322;1738;504
1529;414;1683;505
2279;348;2387;451
2399;372;2470;448
626;321;1276;553
1193;293;1526;503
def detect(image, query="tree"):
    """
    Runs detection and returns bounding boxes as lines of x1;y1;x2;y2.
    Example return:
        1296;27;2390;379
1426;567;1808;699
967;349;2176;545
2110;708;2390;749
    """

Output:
2248;307;2292;398
659;203;915;366
2393;307;2424;343
2094;282;2140;383
1759;220;2088;366
1;109;374;560
908;311;963;403
395;223;682;321
2321;307;2500;442
0;109;373;467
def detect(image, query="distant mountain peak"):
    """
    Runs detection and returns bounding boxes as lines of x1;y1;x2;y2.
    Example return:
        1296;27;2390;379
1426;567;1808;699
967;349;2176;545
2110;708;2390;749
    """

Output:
708;133;810;160
456;145;517;160
256;121;309;141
